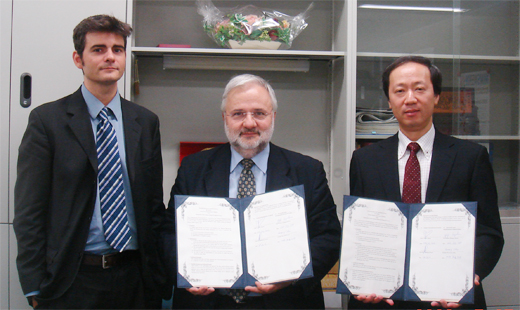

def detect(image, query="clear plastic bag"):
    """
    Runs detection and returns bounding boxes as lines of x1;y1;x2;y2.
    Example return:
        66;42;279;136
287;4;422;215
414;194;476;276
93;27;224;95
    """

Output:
197;0;313;49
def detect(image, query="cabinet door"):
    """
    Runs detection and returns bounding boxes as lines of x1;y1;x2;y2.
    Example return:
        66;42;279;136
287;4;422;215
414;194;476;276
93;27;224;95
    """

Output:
0;225;8;310
8;0;128;220
1;0;12;224
8;1;127;309
1;1;12;308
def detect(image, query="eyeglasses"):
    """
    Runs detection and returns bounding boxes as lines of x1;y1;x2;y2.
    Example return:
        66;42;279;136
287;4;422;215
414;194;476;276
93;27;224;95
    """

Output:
226;111;272;121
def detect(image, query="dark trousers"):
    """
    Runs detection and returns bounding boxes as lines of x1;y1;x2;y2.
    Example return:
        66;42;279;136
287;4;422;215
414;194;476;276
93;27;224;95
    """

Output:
214;295;266;309
172;290;266;309
35;257;148;309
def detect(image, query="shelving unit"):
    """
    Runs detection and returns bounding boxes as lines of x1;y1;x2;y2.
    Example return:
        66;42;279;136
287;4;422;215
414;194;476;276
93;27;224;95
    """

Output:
132;47;345;59
125;0;352;210
123;1;519;307
355;2;519;307
126;0;520;216
355;0;519;208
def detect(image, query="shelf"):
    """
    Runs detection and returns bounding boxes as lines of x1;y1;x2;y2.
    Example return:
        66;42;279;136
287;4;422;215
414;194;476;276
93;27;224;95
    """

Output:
356;134;520;141
357;52;520;64
132;47;345;60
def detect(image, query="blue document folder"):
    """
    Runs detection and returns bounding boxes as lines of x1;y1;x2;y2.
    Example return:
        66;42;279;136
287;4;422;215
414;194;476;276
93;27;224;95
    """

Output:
337;196;476;304
175;185;313;289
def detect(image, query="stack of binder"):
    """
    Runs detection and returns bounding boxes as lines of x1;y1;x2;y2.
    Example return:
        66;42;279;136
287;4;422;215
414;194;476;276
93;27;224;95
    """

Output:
356;108;399;135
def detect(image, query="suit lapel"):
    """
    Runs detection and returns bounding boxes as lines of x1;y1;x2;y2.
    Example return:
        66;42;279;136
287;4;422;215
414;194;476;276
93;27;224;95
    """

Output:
204;144;232;197
378;135;402;202
66;88;97;171
426;131;457;202
121;99;141;182
265;144;293;192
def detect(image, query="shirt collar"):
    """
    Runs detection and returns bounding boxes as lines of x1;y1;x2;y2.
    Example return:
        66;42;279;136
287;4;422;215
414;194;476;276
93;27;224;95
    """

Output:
398;125;435;160
81;84;122;121
230;143;270;174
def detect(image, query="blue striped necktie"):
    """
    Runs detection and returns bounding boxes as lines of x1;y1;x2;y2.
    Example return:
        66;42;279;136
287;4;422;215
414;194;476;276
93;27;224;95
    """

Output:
96;107;131;252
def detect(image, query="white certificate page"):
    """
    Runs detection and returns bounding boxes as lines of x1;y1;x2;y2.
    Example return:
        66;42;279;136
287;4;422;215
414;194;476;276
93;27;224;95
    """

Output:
339;198;407;297
243;188;310;284
176;197;243;288
409;203;475;302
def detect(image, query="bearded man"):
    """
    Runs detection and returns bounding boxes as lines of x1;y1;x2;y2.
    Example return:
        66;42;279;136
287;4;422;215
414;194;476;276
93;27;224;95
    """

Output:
164;74;341;309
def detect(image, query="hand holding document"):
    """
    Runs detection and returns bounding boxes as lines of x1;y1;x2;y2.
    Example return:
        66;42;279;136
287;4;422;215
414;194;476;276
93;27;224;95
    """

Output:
337;196;476;304
175;185;313;289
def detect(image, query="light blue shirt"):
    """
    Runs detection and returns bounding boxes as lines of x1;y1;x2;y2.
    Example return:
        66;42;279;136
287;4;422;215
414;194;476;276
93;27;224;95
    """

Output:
82;84;138;254
229;144;270;198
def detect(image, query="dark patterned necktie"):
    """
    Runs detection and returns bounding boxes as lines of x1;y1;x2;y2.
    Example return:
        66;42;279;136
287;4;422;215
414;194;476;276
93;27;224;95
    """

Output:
237;159;256;198
402;142;421;204
97;107;131;252
228;158;256;302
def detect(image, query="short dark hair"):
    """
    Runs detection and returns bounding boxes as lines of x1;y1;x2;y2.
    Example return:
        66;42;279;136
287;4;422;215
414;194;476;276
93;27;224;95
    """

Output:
382;55;442;99
73;15;132;58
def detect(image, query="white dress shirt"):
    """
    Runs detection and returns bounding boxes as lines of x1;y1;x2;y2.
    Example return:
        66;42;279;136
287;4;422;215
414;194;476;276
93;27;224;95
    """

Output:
397;125;436;203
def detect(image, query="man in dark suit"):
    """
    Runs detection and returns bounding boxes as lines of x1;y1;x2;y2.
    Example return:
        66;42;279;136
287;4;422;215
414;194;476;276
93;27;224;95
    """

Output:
165;74;342;309
13;15;170;309
348;56;504;309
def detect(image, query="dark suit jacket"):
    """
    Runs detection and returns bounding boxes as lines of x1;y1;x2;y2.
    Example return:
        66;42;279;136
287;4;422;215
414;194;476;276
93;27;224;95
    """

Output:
165;143;342;309
348;130;504;309
13;88;171;301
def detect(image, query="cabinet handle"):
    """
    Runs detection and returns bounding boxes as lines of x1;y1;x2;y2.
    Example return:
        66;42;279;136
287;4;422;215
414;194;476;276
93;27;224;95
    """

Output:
20;73;32;108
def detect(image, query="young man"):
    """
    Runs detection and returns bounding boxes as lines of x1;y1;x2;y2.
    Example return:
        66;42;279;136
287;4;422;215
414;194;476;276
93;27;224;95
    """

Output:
14;15;170;309
165;74;342;309
348;56;504;309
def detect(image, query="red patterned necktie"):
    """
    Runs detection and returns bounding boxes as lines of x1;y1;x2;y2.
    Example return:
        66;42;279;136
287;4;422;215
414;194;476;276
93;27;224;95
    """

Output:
402;142;421;204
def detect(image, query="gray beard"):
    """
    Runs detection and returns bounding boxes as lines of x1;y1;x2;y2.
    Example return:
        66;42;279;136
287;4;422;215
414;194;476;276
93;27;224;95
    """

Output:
224;121;274;158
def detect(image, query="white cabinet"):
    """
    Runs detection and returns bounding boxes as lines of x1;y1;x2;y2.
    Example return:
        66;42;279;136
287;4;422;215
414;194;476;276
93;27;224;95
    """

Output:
8;0;128;221
1;1;13;309
1;0;12;225
0;225;8;309
485;210;520;308
5;1;128;308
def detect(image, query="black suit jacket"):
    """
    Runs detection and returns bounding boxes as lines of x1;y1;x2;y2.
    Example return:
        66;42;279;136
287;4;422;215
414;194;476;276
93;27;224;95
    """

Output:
165;143;342;309
348;130;504;309
13;88;171;301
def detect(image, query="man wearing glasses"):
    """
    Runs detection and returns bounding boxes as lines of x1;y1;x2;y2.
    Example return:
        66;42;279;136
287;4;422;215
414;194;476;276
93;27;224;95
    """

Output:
164;74;341;309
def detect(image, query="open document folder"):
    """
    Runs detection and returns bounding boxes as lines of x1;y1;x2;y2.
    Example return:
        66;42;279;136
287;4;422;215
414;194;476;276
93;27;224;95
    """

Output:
337;196;476;304
175;185;313;288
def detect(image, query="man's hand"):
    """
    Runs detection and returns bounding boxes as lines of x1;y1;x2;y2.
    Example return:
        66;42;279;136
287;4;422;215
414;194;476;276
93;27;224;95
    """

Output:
29;296;38;308
353;294;394;306
430;299;462;309
244;281;292;294
186;286;215;296
430;275;480;309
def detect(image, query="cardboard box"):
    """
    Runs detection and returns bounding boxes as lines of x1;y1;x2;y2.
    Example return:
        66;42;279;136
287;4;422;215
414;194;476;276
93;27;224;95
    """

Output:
321;261;339;291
